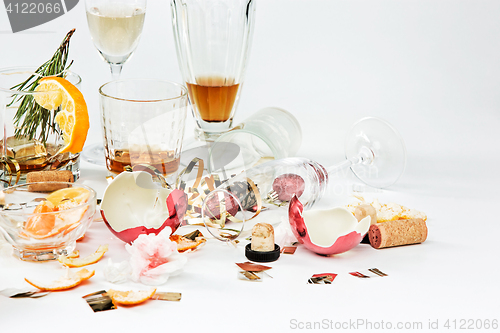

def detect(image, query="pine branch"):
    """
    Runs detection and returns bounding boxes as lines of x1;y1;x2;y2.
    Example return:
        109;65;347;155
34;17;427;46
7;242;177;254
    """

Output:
11;29;75;143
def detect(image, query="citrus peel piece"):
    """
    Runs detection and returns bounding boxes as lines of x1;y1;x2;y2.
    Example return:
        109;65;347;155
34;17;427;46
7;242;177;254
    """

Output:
170;234;206;253
107;288;156;306
25;268;94;291
66;250;79;258
58;244;108;267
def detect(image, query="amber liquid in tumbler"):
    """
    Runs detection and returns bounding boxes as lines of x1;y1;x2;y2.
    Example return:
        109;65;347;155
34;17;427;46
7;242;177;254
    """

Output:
106;149;180;175
186;77;240;122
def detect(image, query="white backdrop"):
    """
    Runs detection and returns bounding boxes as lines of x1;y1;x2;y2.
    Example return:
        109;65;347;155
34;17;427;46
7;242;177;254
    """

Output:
1;1;499;332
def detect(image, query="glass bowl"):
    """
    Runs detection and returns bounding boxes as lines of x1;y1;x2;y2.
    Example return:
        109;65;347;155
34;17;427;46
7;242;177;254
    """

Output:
0;182;97;261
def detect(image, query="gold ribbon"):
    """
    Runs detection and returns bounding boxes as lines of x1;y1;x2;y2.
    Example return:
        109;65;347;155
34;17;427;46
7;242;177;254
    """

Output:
114;159;265;236
0;157;21;186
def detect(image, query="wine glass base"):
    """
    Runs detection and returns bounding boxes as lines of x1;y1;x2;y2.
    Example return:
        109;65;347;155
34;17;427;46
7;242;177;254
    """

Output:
180;136;242;176
345;117;406;189
180;137;211;169
81;143;106;166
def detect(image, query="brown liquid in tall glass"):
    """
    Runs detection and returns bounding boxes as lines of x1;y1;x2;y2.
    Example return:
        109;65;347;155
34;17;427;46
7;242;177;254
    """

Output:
186;77;240;122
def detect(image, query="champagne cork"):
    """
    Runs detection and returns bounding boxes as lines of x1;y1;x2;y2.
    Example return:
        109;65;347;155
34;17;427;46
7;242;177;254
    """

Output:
246;223;280;262
369;218;427;249
26;170;74;192
251;223;275;252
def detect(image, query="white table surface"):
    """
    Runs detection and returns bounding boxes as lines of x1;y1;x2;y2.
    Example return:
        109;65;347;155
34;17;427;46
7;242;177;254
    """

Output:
1;1;500;332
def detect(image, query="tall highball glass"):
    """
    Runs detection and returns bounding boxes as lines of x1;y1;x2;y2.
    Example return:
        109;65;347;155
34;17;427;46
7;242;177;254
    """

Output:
171;0;256;141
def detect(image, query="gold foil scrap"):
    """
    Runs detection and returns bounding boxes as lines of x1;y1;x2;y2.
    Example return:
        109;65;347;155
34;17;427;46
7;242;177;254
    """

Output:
151;292;182;302
82;290;116;312
238;271;262;281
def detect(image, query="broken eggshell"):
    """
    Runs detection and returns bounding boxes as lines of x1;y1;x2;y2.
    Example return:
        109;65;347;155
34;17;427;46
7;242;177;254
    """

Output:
101;171;187;244
288;195;370;255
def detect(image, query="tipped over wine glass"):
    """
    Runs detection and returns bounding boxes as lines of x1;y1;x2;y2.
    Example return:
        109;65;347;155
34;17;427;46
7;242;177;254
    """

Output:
200;117;406;240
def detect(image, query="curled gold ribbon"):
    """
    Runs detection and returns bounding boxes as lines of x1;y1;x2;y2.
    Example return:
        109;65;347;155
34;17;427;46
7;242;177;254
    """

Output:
111;158;265;232
0;157;21;186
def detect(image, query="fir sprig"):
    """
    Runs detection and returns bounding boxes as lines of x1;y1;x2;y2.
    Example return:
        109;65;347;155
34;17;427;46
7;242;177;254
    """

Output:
10;29;75;143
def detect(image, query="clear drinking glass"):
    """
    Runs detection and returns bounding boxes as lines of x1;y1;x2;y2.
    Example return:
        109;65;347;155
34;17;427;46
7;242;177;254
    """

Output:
85;0;147;79
0;67;82;187
171;0;256;141
99;79;189;184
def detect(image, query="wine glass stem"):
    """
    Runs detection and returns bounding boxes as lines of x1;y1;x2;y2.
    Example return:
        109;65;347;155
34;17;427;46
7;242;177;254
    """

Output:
326;159;354;175
109;63;123;80
325;146;375;175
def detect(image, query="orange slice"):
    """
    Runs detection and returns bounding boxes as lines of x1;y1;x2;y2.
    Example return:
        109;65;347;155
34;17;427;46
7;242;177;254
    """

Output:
25;268;94;291
47;187;91;232
58;244;108;267
34;77;89;154
46;187;91;207
107;288;157;306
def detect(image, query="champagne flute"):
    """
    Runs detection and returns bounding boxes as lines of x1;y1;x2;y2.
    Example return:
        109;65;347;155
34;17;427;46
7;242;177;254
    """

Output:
83;0;147;165
85;0;146;79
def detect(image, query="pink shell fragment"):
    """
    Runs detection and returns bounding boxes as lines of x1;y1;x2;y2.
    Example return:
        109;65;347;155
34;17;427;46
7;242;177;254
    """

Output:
102;189;187;244
288;195;368;255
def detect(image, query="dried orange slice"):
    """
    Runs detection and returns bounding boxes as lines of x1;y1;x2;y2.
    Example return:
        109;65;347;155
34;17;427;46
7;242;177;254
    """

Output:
58;244;108;267
25;268;94;291
107;288;156;306
34;77;89;154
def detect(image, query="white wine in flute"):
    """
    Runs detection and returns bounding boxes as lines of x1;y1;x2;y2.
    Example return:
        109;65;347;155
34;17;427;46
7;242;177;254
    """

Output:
86;5;145;65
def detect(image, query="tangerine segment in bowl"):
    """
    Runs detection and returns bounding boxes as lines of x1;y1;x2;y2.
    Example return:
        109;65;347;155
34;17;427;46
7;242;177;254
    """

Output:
21;187;91;240
24;201;57;237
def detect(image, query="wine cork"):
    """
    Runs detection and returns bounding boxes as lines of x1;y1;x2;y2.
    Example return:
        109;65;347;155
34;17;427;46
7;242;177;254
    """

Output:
369;218;427;249
251;223;275;252
26;170;74;192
